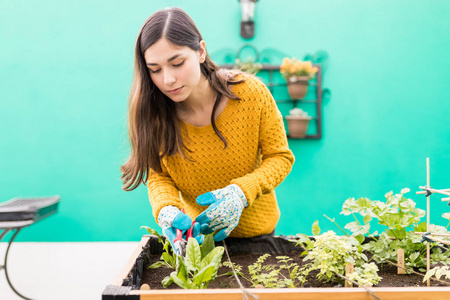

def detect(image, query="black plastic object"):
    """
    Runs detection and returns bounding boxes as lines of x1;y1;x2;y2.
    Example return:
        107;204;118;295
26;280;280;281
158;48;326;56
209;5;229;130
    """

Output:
0;196;60;223
217;234;299;255
102;285;138;300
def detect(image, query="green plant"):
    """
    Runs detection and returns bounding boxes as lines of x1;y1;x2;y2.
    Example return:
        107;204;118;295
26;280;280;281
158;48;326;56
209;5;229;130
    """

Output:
347;263;382;286
288;107;310;117
424;266;450;282
141;226;177;269
276;256;306;288
300;230;370;283
222;254;306;288
235;58;262;74
247;254;280;288
141;226;223;289
325;188;450;272
164;235;224;289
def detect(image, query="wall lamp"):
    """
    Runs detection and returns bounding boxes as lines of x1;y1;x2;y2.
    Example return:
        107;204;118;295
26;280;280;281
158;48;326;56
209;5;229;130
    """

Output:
239;0;258;39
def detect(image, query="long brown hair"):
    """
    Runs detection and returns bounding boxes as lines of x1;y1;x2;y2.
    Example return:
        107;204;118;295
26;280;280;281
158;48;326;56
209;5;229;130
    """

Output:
121;7;245;191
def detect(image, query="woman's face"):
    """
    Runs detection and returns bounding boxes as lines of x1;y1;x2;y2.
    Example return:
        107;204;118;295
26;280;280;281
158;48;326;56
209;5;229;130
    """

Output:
144;38;205;102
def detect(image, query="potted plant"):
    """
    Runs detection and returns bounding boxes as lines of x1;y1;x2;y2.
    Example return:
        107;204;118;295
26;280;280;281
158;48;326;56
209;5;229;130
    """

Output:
280;57;318;100
235;58;262;75
285;107;312;138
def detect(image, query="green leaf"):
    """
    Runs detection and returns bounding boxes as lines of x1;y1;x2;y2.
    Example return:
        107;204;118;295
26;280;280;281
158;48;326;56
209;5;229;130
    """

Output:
140;226;162;240
295;233;311;248
363;214;372;224
415;221;427;232
436;268;443;280
162;275;174;288
185;237;201;272
192;264;215;287
176;256;189;282
170;271;191;289
312;220;320;236
199;246;224;279
148;261;166;269
163;240;170;252
341;197;358;215
162;252;174;267
291;265;299;279
395;227;407;239
385;229;396;238
409;252;420;262
442;213;450;221
201;234;215;259
355;234;365;245
356;197;373;210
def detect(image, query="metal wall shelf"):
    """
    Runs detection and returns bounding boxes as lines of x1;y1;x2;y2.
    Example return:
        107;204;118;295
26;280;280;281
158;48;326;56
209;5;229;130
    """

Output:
222;64;324;139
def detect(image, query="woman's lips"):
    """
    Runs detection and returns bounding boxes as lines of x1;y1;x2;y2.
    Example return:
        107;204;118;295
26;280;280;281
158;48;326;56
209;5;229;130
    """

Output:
167;86;183;95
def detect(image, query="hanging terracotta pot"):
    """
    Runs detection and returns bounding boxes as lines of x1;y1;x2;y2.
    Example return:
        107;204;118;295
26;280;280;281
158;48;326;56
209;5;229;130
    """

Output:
287;76;310;100
285;115;312;138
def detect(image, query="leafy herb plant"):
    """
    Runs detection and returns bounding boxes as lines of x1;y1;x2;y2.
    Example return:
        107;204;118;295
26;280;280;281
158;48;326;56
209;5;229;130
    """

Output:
165;235;224;289
222;254;306;288
424;266;450;282
141;226;224;289
141;226;177;269
324;188;450;272
294;230;381;286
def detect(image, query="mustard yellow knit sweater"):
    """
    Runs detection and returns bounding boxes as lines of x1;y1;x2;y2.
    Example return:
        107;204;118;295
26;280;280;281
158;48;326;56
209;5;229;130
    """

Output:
147;74;294;237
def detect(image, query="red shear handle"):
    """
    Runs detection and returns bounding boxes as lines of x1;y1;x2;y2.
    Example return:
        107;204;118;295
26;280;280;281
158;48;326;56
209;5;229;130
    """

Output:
173;208;186;243
186;221;195;239
173;228;183;243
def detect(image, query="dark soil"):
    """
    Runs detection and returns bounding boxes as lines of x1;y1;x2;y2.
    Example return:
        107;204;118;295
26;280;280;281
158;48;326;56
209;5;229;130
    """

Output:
141;251;449;290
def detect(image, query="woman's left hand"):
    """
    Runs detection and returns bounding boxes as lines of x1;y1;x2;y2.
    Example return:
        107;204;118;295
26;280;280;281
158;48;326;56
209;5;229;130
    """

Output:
195;184;248;242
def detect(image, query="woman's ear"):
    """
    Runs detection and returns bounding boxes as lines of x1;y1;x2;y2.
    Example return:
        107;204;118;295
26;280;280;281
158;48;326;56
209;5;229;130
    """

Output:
199;40;206;63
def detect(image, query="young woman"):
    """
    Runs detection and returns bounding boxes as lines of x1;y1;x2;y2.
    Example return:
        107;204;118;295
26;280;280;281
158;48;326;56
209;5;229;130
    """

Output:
121;7;294;250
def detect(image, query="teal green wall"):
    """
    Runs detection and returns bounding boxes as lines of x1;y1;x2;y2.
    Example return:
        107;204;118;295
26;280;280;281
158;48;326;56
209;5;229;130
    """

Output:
1;1;449;241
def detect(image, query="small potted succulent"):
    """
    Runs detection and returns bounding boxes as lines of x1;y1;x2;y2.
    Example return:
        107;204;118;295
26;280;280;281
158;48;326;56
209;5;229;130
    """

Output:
285;107;312;138
280;57;319;100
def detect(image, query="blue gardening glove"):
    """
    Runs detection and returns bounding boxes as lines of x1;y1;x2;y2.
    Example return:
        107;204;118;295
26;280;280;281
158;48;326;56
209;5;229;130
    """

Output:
195;184;248;242
157;206;192;254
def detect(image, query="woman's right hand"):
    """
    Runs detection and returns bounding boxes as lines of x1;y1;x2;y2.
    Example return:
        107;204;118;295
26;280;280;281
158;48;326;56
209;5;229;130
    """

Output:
157;206;192;253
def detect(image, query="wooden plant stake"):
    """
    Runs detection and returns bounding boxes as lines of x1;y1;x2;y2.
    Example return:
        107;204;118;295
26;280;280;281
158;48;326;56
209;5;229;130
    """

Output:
345;263;354;287
397;249;405;274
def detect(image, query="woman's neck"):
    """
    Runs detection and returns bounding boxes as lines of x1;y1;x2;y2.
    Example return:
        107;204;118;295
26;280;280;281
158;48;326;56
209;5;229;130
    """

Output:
176;76;216;115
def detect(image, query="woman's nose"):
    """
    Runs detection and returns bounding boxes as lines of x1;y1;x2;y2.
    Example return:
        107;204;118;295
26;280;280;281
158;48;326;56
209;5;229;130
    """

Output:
163;70;176;86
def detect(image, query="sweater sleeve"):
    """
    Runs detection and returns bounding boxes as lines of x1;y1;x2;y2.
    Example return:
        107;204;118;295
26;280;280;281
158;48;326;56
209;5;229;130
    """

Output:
230;78;295;206
147;158;183;222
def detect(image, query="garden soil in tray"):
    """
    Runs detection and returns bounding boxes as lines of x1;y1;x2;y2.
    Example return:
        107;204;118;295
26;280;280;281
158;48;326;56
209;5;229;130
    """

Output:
141;250;446;290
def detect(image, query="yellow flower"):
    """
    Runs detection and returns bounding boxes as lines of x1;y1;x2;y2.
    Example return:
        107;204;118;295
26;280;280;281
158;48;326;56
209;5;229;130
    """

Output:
280;57;317;79
290;65;298;74
304;61;312;73
281;57;291;67
293;61;303;72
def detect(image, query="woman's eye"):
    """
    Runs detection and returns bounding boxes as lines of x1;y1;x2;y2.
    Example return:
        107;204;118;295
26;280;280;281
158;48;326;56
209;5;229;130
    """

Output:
150;69;160;74
173;61;184;67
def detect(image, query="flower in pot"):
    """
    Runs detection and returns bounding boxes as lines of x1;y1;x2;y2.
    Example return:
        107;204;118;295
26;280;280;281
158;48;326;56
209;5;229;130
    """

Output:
285;107;312;138
280;57;319;100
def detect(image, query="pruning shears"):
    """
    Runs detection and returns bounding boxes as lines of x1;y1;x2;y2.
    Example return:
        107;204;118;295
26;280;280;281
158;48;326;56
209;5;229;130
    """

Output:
173;209;196;270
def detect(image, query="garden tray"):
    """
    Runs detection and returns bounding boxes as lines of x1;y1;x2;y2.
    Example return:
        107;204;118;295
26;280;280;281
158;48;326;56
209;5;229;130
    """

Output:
102;235;450;300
